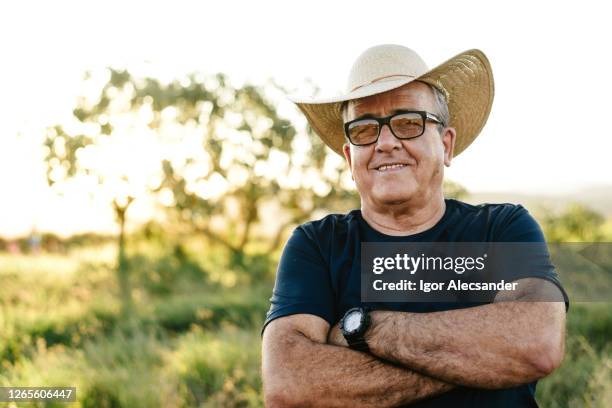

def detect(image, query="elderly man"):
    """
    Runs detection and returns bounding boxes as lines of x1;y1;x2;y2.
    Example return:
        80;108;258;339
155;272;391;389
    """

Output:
261;45;568;407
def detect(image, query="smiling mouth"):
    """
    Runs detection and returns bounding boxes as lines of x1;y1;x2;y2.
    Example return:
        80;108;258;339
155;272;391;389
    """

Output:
375;163;409;172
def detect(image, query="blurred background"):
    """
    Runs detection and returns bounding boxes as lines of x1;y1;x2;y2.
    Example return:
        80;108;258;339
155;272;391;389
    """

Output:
0;1;610;406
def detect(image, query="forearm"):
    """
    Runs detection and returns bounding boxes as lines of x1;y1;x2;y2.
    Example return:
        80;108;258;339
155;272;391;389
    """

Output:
263;330;453;407
366;301;565;388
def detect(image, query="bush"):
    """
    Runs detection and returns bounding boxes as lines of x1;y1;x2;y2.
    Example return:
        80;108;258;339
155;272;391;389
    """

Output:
537;335;611;407
171;326;263;407
536;303;612;407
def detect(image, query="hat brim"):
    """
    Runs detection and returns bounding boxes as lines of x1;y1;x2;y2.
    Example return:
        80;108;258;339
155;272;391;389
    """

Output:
291;49;494;157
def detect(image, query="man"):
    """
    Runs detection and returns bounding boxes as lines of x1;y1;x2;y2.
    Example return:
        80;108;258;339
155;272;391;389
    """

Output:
261;45;568;407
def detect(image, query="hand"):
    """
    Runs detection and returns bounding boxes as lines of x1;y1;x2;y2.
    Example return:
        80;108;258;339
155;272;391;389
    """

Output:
327;321;348;347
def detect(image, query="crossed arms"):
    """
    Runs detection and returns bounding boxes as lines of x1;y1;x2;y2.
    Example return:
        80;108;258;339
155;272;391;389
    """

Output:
262;278;566;408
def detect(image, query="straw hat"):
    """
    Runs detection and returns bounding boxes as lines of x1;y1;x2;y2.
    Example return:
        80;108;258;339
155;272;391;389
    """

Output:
291;45;494;157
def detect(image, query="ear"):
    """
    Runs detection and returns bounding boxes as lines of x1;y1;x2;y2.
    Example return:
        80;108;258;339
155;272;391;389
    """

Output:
441;127;456;166
342;142;354;180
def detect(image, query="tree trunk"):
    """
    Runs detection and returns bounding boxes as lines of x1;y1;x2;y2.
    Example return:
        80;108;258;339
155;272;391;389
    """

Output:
114;197;135;317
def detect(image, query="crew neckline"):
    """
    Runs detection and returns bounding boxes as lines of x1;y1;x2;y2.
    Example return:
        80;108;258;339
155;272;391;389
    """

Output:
356;198;455;241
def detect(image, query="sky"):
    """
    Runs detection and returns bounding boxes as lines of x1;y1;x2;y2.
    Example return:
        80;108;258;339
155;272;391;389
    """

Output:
0;0;611;237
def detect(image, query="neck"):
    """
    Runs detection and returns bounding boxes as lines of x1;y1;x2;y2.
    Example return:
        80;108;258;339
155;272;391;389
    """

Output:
360;191;447;236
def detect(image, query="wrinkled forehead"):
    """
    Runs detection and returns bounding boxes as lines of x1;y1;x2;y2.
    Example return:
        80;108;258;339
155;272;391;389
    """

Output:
344;81;435;121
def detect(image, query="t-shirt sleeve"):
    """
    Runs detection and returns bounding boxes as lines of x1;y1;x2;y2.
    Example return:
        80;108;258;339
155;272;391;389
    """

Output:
261;226;336;335
493;205;570;310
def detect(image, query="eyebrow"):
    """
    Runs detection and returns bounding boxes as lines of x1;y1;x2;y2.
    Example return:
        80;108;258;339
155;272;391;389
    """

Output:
351;109;419;122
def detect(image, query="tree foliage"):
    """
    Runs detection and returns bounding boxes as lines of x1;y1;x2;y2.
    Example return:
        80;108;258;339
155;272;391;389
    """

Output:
43;68;357;277
443;180;469;200
541;203;606;242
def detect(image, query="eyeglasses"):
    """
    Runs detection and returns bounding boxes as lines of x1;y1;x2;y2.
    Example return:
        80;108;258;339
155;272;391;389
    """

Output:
344;110;445;146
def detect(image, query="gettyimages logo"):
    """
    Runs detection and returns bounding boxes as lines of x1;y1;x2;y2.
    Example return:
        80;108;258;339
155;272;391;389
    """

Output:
372;253;488;275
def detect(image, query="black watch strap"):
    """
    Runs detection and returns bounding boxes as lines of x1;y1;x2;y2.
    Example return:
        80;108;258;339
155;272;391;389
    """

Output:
347;337;370;352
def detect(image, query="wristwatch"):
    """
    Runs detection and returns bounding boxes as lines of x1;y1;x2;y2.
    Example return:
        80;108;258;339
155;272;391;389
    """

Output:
340;307;371;352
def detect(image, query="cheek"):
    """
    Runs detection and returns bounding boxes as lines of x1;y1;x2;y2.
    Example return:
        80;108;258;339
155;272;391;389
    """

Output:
413;138;445;170
351;150;372;178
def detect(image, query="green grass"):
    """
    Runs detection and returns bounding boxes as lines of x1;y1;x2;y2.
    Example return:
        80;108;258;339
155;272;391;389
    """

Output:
0;244;609;407
171;326;263;407
0;243;269;407
535;303;612;407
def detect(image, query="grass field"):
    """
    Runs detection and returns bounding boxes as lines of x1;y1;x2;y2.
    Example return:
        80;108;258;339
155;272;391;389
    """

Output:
0;241;610;407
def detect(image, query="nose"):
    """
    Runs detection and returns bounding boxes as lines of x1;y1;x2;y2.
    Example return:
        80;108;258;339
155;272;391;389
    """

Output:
375;124;402;153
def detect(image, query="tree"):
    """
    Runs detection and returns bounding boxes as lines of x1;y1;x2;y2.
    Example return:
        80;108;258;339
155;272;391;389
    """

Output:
443;180;469;200
541;203;605;242
44;68;356;299
142;74;357;273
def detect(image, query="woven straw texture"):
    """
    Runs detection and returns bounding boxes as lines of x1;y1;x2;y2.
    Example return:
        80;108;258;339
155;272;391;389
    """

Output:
294;48;494;157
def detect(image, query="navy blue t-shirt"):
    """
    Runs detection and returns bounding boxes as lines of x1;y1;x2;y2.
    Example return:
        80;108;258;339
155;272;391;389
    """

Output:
263;199;568;407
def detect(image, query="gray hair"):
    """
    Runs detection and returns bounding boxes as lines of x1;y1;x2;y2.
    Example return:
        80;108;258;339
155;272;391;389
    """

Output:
427;84;450;130
430;84;450;129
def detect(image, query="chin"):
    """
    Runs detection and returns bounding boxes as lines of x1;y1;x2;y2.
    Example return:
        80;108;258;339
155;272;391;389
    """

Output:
373;189;418;205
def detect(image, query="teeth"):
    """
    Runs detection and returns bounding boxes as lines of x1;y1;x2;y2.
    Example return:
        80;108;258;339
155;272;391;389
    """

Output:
378;163;406;171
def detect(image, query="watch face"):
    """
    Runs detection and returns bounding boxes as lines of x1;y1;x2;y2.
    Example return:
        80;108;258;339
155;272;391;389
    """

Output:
344;310;362;333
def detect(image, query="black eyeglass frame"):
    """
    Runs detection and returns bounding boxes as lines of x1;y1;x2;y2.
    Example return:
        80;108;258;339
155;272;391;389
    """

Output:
343;110;445;147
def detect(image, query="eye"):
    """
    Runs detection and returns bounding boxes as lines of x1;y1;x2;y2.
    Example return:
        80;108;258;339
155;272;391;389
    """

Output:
348;119;379;144
394;118;421;128
391;113;424;137
352;123;377;136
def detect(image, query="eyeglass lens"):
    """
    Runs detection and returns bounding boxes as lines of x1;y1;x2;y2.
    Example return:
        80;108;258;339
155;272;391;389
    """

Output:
347;112;424;145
